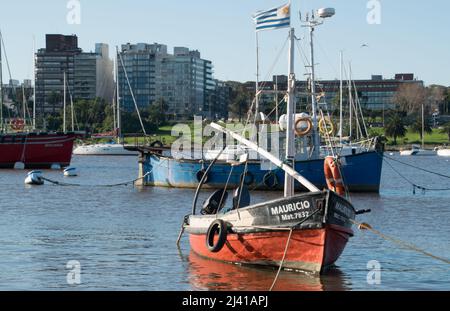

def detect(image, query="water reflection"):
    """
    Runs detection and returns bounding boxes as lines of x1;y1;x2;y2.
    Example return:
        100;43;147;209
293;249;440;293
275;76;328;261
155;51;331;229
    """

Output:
187;252;351;291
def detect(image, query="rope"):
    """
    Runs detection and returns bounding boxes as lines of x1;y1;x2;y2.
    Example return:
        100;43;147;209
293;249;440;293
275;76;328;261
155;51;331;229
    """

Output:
270;229;293;291
41;172;150;188
383;153;450;180
379;152;450;193
268;208;322;291
352;219;450;265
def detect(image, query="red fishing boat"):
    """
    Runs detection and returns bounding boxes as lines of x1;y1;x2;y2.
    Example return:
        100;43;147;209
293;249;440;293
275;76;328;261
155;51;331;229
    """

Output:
182;117;369;275
0;31;78;169
0;132;77;169
186;188;358;275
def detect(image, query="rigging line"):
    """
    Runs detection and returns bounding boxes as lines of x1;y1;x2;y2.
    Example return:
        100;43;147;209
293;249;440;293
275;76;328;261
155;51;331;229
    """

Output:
294;38;311;69
382;152;450;180
257;35;290;92
380;154;450;192
0;32;13;88
118;50;147;137
351;79;368;138
315;39;339;78
269;207;323;291
353;219;450;265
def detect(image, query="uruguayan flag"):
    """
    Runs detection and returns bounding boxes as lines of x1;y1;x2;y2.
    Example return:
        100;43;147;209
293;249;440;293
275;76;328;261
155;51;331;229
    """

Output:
254;3;291;32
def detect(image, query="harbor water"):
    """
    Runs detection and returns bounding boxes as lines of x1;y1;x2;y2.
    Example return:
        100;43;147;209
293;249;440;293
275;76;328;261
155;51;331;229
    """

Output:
0;154;449;291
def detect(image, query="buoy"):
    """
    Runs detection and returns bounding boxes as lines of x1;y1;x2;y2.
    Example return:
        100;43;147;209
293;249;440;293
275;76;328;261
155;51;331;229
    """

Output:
50;164;61;170
64;167;78;177
14;162;25;170
24;171;44;186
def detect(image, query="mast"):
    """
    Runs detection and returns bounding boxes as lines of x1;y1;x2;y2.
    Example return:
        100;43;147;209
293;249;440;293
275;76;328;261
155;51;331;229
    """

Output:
422;103;425;149
116;46;121;143
255;33;260;118
301;8;336;157
308;22;320;158
63;70;66;133
348;63;353;139
22;85;26;122
70;84;74;132
339;51;343;144
284;27;296;198
32;36;36;131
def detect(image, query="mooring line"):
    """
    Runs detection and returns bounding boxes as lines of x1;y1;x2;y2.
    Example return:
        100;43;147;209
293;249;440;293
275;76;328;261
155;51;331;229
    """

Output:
41;172;150;188
383;153;450;180
270;228;293;292
378;152;450;193
352;219;450;265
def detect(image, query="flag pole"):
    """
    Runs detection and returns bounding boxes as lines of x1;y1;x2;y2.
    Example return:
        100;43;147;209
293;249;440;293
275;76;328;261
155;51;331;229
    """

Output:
255;31;260;118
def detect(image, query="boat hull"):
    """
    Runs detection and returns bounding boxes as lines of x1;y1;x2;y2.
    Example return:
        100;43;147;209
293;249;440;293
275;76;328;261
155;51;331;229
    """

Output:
0;133;76;169
186;191;355;275
190;225;351;274
139;150;383;192
437;149;450;157
73;144;139;156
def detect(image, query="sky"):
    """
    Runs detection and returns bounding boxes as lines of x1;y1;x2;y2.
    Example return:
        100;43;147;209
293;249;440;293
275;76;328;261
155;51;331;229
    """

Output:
0;0;449;86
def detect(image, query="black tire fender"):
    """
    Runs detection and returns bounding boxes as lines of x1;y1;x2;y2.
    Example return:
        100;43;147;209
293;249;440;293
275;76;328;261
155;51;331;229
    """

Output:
206;219;228;253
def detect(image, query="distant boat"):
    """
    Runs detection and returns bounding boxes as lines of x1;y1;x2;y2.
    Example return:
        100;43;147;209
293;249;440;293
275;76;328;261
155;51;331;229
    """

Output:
73;48;139;157
0;31;77;169
400;145;437;156
437;149;450;157
73;142;138;156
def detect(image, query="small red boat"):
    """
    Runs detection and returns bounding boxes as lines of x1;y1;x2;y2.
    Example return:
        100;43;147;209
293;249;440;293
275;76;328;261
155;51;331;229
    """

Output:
0;132;77;169
185;190;356;275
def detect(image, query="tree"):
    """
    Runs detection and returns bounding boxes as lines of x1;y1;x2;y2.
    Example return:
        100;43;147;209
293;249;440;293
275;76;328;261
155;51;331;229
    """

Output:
440;122;450;142
147;98;169;127
410;116;433;140
385;113;407;145
228;83;252;122
427;85;446;114
394;84;427;116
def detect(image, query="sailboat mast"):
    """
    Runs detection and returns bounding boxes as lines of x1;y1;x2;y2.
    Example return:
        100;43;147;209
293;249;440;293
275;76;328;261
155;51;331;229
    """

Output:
70;87;74;132
284;27;296;198
339;51;343;144
348;63;353;139
422;103;425;149
116;46;121;143
63;71;66;133
32;36;36;131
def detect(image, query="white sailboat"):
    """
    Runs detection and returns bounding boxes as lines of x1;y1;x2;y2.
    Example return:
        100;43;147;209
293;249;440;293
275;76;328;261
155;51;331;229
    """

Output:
400;104;437;156
437;148;450;157
73;48;138;156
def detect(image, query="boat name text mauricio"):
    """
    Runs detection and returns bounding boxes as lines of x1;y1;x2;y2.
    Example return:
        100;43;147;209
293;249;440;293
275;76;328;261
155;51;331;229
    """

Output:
270;200;311;216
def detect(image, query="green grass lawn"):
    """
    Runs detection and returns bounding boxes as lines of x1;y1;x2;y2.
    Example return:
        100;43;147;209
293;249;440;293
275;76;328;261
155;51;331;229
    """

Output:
371;127;449;146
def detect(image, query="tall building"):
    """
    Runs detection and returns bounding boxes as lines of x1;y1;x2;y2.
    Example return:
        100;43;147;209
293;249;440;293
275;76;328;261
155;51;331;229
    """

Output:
35;34;114;115
118;43;216;120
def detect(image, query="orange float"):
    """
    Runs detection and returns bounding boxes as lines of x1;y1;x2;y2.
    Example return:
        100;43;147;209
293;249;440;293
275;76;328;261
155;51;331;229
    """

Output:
324;156;345;196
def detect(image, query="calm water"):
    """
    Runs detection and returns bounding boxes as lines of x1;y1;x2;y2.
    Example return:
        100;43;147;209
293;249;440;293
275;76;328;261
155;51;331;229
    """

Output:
0;154;449;291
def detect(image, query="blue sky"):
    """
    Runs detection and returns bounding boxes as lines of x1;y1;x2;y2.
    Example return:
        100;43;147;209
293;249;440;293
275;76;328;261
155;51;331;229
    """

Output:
0;0;449;86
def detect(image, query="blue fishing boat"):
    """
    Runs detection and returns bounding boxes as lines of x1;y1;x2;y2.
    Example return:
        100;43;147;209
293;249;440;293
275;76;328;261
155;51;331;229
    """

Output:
129;6;385;193
133;143;383;192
